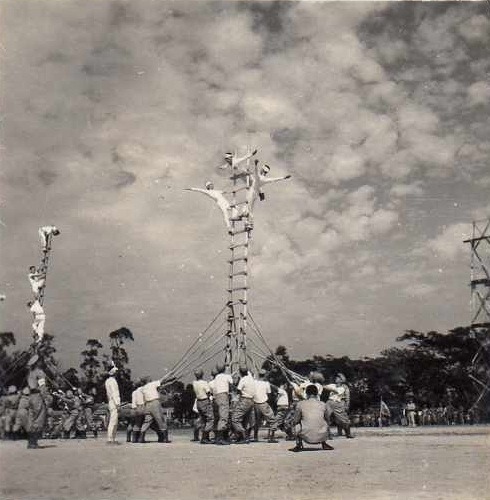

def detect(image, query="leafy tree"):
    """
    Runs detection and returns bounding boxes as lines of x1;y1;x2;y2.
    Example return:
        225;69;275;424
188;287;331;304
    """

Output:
80;339;104;390
107;326;135;401
62;367;80;389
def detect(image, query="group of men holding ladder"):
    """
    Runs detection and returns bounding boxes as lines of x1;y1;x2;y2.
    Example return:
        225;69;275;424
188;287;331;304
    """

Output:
190;364;354;452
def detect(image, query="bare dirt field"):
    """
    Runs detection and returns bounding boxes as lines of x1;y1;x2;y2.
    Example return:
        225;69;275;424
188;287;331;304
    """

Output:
1;425;489;500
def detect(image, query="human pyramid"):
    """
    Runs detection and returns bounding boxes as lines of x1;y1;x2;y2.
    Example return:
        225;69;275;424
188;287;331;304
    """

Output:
185;149;291;234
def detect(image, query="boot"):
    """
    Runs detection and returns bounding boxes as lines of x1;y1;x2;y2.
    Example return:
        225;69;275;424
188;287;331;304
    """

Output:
289;437;303;452
235;431;249;444
132;431;140;443
27;433;37;449
200;431;212;444
63;431;70;439
191;428;200;442
327;428;334;440
345;425;354;439
78;430;87;439
322;441;334;450
252;428;259;442
93;429;98;439
267;430;279;443
139;432;146;443
29;432;40;449
162;430;171;443
215;431;229;445
157;431;164;443
126;430;132;443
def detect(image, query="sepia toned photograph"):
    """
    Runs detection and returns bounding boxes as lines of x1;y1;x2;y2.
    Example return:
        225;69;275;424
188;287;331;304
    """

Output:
0;1;489;499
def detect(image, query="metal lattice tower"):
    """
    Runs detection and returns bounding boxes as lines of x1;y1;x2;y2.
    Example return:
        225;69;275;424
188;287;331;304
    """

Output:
464;218;490;326
463;218;490;409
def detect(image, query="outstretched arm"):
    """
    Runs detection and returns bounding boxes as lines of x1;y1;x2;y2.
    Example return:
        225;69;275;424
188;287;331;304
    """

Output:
260;174;291;186
185;188;216;201
233;149;258;167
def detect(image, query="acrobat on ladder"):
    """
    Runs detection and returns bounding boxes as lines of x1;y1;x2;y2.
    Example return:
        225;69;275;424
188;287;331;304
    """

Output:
27;225;60;344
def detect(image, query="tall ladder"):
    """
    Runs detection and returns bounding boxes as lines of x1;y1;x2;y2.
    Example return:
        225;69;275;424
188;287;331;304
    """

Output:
225;150;253;373
37;233;55;307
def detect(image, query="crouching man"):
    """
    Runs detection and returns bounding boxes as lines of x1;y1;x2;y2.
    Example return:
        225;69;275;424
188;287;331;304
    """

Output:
290;384;334;452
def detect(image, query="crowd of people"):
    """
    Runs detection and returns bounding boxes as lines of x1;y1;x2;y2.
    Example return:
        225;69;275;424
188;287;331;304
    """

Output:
2;352;485;451
0;371;101;443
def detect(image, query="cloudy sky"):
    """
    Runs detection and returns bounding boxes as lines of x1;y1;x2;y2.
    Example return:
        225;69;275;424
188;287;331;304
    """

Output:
1;0;489;379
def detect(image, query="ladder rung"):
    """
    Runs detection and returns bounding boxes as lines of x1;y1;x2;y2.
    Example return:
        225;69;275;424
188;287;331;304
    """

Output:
227;300;247;306
229;243;248;250
229;217;244;221
230;172;249;180
228;257;247;263
228;287;249;292
229;201;249;208
231;228;250;235
229;271;248;277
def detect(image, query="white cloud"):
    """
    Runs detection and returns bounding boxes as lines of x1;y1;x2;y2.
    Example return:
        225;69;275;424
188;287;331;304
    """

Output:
425;223;472;260
467;81;490;107
390;181;425;199
458;14;490;45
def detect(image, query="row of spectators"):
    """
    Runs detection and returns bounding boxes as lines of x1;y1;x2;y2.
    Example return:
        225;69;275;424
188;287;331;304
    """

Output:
350;405;485;427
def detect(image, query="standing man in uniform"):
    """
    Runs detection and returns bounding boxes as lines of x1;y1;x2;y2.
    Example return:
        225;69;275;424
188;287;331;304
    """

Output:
105;365;121;445
192;369;214;444
275;383;294;440
212;364;233;445
26;354;48;449
231;366;256;444
140;378;171;443
13;387;31;438
324;373;354;439
128;384;145;443
3;385;19;440
253;369;278;443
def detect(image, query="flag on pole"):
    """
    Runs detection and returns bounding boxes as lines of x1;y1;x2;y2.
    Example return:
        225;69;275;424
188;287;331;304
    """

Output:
380;399;391;418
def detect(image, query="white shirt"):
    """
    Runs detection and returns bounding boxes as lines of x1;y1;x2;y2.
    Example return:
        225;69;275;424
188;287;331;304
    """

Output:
30;300;45;317
276;387;289;407
193;379;211;400
213;373;232;394
141;380;161;402
325;383;346;403
105;376;120;407
293;381;323;400
253;380;271;404
131;388;144;408
29;272;45;290
237;374;256;399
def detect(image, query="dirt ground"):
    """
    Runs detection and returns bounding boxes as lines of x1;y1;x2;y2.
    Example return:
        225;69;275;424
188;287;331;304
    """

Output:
1;425;489;500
